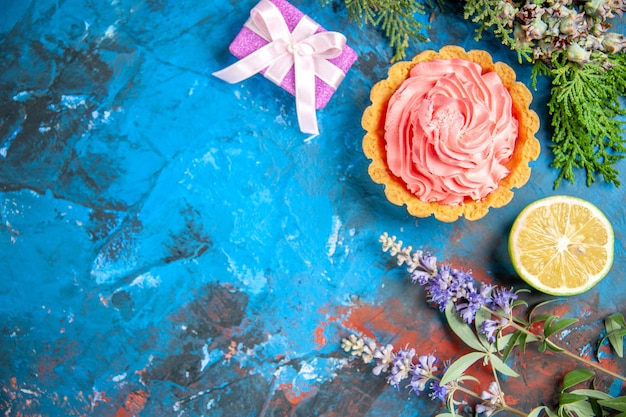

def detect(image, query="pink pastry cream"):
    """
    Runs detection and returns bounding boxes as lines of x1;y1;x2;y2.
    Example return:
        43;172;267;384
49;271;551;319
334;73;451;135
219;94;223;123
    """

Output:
384;59;519;205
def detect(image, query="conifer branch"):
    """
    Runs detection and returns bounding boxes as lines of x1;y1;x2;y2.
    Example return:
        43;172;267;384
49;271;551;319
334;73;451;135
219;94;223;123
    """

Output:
544;54;626;187
323;0;432;61
463;0;533;63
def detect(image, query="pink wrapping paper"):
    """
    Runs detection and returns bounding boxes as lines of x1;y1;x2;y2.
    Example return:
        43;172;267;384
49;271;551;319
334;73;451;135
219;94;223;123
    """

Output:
227;0;358;110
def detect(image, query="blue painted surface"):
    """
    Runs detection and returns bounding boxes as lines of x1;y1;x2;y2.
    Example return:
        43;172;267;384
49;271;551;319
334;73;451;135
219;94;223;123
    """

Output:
0;0;624;416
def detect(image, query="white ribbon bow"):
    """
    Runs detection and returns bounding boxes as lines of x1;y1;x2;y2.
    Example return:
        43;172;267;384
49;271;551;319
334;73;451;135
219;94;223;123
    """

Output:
213;0;348;135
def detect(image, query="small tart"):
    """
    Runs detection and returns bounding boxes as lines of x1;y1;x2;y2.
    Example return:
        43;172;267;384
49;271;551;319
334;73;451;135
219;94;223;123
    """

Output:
362;46;540;222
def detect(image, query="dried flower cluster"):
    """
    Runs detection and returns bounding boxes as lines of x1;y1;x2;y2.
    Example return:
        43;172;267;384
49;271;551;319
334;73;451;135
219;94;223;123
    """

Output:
498;0;626;65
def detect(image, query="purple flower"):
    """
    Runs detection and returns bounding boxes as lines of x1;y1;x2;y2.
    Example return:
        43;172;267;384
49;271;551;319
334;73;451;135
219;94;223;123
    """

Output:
410;252;438;285
476;381;503;416
429;380;448;402
420;253;437;273
475;403;497;416
373;344;394;376
453;276;489;324
422;264;490;317
489;287;518;314
480;319;501;343
449;269;475;299
479;283;493;298
409;354;439;393
387;347;416;388
424;264;456;311
455;290;487;323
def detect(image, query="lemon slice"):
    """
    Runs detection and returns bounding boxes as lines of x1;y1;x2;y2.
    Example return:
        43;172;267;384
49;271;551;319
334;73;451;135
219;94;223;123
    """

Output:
509;195;614;296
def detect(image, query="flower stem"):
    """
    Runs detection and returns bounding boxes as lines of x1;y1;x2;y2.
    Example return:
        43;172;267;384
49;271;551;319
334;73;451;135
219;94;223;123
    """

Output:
433;376;529;417
550;342;626;383
487;353;508;408
483;306;626;383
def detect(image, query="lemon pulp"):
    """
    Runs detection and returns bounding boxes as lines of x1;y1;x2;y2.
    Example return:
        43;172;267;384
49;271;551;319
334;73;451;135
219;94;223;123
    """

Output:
509;195;614;296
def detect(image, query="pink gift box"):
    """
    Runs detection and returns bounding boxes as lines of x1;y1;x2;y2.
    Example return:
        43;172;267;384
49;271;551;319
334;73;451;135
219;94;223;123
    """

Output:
227;0;358;110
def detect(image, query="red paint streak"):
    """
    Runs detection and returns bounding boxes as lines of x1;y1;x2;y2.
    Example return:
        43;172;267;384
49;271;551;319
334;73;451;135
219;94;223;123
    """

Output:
313;326;328;349
312;307;334;349
549;302;571;318
278;383;318;405
529;321;544;334
115;389;148;417
99;293;109;307
115;408;133;417
504;393;519;406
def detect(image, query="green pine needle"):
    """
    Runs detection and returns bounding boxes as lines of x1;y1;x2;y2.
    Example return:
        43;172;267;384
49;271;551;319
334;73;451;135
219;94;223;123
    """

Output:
544;53;626;188
323;0;431;61
343;0;378;25
463;0;533;63
373;0;429;61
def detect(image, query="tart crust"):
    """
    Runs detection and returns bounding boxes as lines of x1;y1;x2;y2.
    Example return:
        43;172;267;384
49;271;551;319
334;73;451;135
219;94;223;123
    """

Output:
362;46;541;222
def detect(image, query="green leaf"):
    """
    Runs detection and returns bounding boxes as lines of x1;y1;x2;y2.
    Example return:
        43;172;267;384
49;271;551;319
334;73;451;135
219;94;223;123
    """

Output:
491;331;523;354
599;396;626;412
529;299;561;321
445;304;487;352
599;329;626;358
440;351;486;385
446;394;457;417
606;312;626;327
561;400;595;416
545;339;564;353
544;406;560;417
528;406;549;417
559;392;589;405
545;318;579;338
605;313;626;357
435;414;455;417
531;313;555;324
529;405;564;417
562;369;595;391
570;389;613;400
501;330;522;361
457;374;480;384
489;354;520;377
538;341;547;353
475;307;494;347
542;315;557;337
590;398;603;417
519;332;531;353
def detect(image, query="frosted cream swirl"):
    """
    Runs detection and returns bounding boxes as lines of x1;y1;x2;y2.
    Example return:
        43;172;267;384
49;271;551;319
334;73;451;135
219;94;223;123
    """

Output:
384;58;518;205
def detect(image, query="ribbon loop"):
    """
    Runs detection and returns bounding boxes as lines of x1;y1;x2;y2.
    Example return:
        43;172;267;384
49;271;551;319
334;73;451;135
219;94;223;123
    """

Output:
213;0;348;135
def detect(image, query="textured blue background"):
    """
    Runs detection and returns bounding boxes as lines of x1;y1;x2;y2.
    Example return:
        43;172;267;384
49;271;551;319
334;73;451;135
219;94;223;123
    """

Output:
1;0;624;416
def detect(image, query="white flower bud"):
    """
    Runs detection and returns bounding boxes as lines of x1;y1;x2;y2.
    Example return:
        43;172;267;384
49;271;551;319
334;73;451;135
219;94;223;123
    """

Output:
602;32;626;53
567;43;592;65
